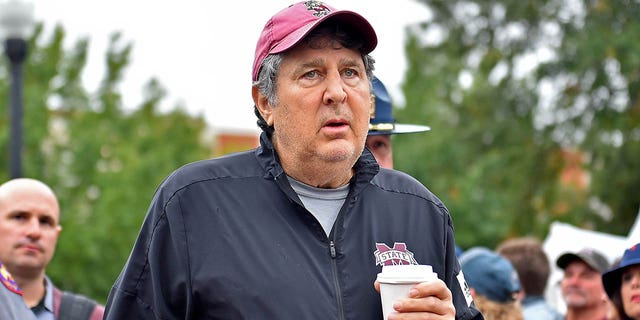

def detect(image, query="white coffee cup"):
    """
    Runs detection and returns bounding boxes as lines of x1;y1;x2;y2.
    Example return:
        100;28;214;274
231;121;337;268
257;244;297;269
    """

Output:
376;265;438;319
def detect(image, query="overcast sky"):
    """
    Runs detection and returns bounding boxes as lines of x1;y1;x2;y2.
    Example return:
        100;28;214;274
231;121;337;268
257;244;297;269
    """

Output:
33;0;431;132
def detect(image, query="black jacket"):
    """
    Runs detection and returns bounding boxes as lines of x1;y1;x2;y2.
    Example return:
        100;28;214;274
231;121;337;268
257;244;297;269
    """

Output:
105;133;483;320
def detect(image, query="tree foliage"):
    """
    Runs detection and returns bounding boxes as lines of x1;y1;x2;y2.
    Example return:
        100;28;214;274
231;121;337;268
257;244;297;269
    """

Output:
1;24;211;302
394;0;640;248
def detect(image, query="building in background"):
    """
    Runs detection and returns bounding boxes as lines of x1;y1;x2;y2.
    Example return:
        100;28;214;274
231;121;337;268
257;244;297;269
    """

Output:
211;127;259;157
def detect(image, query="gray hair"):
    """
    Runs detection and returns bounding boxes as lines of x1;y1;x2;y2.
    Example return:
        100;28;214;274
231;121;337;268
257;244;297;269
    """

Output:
253;21;376;136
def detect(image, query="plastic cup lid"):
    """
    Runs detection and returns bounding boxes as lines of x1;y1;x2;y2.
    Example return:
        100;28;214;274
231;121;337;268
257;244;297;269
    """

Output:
376;265;437;284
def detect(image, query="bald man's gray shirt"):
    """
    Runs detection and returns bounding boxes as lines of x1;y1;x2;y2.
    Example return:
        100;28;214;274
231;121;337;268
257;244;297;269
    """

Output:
1;263;37;320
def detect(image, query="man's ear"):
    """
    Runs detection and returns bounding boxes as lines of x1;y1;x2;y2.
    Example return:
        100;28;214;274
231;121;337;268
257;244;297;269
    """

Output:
252;86;273;126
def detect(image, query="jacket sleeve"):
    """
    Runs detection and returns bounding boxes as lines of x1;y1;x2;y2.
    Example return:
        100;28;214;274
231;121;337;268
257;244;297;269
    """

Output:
444;216;484;320
104;188;192;319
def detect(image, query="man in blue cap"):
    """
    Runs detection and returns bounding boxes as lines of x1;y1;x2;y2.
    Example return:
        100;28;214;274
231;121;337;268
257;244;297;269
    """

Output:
556;247;610;320
459;247;523;319
366;76;431;169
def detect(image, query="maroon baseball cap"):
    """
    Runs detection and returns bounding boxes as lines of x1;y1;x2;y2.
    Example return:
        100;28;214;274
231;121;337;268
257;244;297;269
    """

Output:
252;1;378;81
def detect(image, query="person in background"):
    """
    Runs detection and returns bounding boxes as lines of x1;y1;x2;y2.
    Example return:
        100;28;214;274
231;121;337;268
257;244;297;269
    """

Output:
365;76;468;259
602;243;640;320
460;246;523;320
365;76;430;169
605;257;623;320
556;247;611;320
0;178;104;320
1;260;37;320
104;1;482;319
496;237;563;320
606;293;622;320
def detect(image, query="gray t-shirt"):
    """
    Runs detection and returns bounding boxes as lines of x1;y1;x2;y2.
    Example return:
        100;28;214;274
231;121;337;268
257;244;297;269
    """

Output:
287;176;349;236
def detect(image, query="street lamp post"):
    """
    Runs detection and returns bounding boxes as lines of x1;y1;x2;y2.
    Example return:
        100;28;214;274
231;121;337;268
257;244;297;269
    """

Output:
0;0;33;178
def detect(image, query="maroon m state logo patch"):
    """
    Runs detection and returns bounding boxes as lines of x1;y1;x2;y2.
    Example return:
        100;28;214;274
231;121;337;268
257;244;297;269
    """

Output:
374;242;418;266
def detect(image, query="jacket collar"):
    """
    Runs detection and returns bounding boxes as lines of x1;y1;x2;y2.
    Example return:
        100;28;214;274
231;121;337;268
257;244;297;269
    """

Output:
255;132;379;187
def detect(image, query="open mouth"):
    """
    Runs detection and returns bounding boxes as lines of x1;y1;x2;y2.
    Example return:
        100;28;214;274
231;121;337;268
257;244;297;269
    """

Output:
324;119;348;127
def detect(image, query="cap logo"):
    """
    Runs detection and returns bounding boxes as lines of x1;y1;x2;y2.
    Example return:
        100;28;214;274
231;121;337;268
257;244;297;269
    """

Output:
304;1;331;17
374;242;418;266
369;123;395;131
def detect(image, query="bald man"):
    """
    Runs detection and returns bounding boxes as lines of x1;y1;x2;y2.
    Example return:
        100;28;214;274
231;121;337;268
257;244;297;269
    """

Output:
0;178;104;320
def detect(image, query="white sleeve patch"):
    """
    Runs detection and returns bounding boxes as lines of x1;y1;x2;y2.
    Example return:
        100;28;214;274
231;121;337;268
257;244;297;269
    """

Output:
457;271;473;307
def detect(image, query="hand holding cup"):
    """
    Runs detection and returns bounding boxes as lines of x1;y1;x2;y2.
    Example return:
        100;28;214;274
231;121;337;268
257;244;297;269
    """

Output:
375;265;455;319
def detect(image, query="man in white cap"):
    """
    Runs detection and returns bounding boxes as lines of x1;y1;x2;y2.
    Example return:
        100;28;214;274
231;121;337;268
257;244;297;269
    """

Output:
556;247;610;320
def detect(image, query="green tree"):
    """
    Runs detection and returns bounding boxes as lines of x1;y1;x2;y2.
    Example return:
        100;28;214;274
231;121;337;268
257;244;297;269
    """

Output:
394;0;640;248
1;24;211;302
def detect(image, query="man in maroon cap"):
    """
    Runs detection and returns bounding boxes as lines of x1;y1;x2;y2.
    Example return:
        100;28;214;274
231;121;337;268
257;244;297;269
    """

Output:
104;2;481;319
556;248;611;320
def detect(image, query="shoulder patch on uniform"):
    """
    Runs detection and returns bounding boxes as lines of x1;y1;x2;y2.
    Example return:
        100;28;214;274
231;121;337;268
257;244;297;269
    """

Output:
0;261;23;295
457;270;473;307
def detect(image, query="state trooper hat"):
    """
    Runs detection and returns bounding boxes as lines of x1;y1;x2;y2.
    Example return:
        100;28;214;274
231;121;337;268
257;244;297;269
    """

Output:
368;77;431;136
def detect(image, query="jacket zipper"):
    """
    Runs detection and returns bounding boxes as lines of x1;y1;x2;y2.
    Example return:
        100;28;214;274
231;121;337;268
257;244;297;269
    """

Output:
329;240;345;320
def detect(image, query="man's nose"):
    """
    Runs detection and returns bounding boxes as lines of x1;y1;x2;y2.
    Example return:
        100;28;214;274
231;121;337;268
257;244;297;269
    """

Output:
25;218;43;238
323;73;347;106
564;274;580;285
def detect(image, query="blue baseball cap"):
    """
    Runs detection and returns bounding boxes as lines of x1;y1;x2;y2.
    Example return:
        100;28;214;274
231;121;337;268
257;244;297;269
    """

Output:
368;77;431;136
460;247;521;303
602;243;640;299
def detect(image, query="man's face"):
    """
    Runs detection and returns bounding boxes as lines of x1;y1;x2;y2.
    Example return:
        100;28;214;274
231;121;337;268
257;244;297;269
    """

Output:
0;184;61;277
561;260;607;309
366;134;393;169
257;37;371;171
